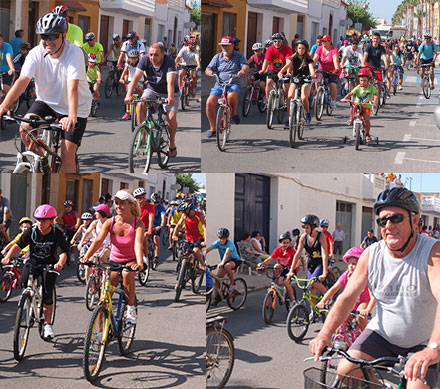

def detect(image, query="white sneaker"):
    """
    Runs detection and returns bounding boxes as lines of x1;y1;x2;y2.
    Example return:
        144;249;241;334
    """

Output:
126;305;137;324
330;100;336;110
90;332;103;352
43;323;54;340
398;85;402;90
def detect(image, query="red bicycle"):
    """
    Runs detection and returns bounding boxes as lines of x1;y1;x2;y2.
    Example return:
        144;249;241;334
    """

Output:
0;257;23;303
179;65;197;110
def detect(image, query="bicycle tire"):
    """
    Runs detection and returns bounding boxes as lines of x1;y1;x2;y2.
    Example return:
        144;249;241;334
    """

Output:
332;266;342;279
116;81;125;96
320;356;343;385
372;99;379;116
286;302;309;342
393;75;398;95
277;92;286;124
216;106;227;151
181;83;187;111
157;123;170;169
161;225;168;246
226;277;247;310
355;122;361;150
206;325;235;389
129;124;152;173
262;290;276;324
26;85;36;108
242;85;252;117
257;90;266;113
185;87;190;107
326;94;334;116
13;292;33;361
423;76;431;99
86;275;99;311
315;87;324;121
175;257;188;302
191;266;205;294
83;305;108;382
104;76;113;98
138;256;150;286
90;102;98;117
131;104;138;132
289;102;297;148
0;273;13;302
172;241;179;261
117;297;137;356
266;91;275;129
206;289;212;312
381;85;387;105
76;260;86;284
38;286;56;339
298;105;305;140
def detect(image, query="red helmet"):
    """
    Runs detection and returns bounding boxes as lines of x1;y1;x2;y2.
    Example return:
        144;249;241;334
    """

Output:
188;38;197;47
358;68;371;78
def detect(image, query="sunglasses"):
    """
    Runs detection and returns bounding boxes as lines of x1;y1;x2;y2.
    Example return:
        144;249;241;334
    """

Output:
376;213;408;227
274;39;283;43
41;33;60;41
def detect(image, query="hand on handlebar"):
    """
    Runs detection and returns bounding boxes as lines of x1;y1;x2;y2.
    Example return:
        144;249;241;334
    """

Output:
309;335;333;361
318;273;327;282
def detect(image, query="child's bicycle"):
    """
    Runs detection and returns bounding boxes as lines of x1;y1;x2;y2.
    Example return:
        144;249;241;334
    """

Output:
179;65;197;110
88;81;100;117
0;256;23;303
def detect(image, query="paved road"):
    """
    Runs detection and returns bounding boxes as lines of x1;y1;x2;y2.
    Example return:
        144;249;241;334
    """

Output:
0;245;204;388
0;68;201;173
201;68;440;172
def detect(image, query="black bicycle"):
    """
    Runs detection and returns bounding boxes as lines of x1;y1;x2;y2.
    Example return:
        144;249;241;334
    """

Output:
104;62;124;98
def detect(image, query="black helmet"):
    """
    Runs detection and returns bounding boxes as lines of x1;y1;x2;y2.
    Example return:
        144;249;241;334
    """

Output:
150;192;161;203
295;39;309;50
300;214;320;228
279;232;291;242
374;187;420;215
217;228;230;238
271;32;285;41
178;201;194;212
36;13;67;34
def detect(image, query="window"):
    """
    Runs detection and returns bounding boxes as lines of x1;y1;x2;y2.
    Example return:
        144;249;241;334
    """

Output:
222;12;236;37
120;182;129;190
336;201;354;251
145;18;152;45
78;15;90;36
311;22;319;44
272;17;280;35
158;24;165;42
82;179;93;213
123;19;130;38
297;15;304;39
101;178;111;198
66;179;79;208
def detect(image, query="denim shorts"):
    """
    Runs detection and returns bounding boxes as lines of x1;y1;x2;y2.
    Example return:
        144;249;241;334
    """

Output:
210;84;240;97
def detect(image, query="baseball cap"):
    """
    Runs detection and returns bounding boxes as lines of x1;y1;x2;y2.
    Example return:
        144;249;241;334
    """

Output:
218;36;233;46
114;190;135;201
321;35;332;42
94;204;110;216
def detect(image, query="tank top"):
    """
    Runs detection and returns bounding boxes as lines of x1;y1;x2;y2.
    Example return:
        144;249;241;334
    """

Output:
95;219;111;246
367;234;437;348
304;231;323;270
112;43;122;60
62;211;77;231
109;216;138;262
184;211;204;241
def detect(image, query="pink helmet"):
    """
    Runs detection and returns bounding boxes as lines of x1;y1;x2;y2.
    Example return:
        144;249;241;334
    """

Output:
342;247;364;263
94;203;110;216
33;204;57;219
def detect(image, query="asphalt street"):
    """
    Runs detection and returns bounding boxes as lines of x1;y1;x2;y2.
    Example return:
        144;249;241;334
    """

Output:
0;245;204;388
0;68;201;173
201;68;440;172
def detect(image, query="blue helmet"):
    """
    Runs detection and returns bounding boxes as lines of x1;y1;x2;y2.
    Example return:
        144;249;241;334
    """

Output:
320;218;329;227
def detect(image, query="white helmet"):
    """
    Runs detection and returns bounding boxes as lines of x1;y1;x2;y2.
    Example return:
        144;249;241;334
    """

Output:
252;42;263;51
112;33;120;40
133;187;146;197
35;13;67;34
81;212;93;220
85;32;95;41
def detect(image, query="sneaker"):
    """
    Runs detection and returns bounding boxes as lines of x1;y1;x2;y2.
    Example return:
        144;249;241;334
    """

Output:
398;85;402;90
90;332;102;352
206;131;216;139
232;115;240;124
386;93;391;98
126;305;137;324
431;84;435;90
284;120;290;129
43;323;54;340
309;311;315;323
152;256;159;270
122;112;130;120
210;295;222;307
330;100;336;110
305;113;311;124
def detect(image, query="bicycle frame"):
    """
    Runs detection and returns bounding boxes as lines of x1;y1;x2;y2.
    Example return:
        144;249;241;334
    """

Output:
293;275;326;316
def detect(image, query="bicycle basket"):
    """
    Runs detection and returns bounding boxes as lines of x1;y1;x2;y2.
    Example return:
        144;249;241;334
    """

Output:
303;367;383;388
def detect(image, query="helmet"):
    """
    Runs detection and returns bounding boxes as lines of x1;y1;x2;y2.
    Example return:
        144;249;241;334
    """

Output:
112;33;120;40
170;200;178;206
419;216;424;227
94;204;110;216
33;204;57;219
374;187;420;215
252;42;263;51
52;5;69;18
81;212;93;220
88;53;97;62
300;214;320;228
278;232;291;242
183;35;190;43
20;42;31;50
295;39;309;50
264;39;273;47
85;32;95;41
150;192;161;203
343;40;349;44
133;187;146;197
127;49;139;58
424;30;432;38
188;38;197;47
64;200;73;207
320;218;329;227
126;31;138;39
357;68;372;78
140;39;147;45
178;201;194;212
342;247;364;263
36;13;67;34
271;33;285;41
19;217;33;225
217;228;230;238
233;37;241;43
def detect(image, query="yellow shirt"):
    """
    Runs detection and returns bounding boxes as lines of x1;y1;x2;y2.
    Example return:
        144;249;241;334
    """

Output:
9;232;29;255
87;65;99;82
83;42;104;63
66;23;84;48
171;209;183;225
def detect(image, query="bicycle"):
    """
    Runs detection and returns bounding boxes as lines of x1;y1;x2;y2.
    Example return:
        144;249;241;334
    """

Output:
83;245;110;311
242;71;266;117
206;316;235;389
315;70;335;121
76;241;91;284
11;75;36;115
128;97;170;173
341;66;358;96
13;263;59;362
0;257;23;303
420;62;434;99
0;72;11;130
138;237;153;287
206;264;247;311
104;62;124;98
161;224;169;246
82;263;138;382
127;88;140;133
391;65;404;95
179;65;197;110
288;75;312;148
88;81;100;117
368;66;385;116
266;76;287;129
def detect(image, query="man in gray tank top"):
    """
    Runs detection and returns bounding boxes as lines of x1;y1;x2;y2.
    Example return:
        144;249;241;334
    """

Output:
310;187;440;388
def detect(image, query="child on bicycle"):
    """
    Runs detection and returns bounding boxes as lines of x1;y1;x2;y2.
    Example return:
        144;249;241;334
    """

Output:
279;40;316;123
248;42;266;98
316;247;375;331
1;217;33;258
70;212;94;248
87;53;101;102
390;45;405;91
120;49;144;120
206;227;242;306
257;232;297;308
340;68;378;143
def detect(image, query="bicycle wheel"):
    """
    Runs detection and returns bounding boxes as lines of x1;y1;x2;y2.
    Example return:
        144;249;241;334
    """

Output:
315;87;324;121
181;83;187;111
83;305;108;382
157;123;170;169
13;292;33;361
354;122;361;151
138;256;150;286
172;241;179;261
242;85;252;117
381;85;387;105
131;104;138;132
175;257;188;302
289;102;297;148
76;260;86;284
191;266;205;294
286;302;309;342
129;124;152;173
161;225;168;245
372;99;379;116
226;277;247;310
215;106;227;152
277;92;286;124
86;275;99;311
320;356;343;385
0;273;13;302
298;105;305;140
423;76;431;99
257;90;266;113
393;75;398;95
38;286;56;338
262;290;276;324
326;93;334;116
104;76;113;98
117;298;137;356
116;81;125;96
26;84;36;108
40;128;53;160
90;101;98;117
206;326;235;389
266;91;275;129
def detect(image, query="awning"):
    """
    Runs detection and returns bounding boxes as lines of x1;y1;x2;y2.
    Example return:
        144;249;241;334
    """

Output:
56;0;87;12
203;0;233;8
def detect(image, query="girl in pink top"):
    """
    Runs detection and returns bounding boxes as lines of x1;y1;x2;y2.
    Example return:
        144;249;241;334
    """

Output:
316;247;375;331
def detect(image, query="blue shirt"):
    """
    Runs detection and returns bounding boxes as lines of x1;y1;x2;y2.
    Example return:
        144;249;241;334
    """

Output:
9;37;24;57
0;42;13;72
392;53;403;66
418;42;437;60
311;44;319;54
210;239;241;261
153;204;166;227
207;50;248;87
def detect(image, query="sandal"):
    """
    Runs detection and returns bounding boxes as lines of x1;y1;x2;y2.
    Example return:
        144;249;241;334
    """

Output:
168;147;177;157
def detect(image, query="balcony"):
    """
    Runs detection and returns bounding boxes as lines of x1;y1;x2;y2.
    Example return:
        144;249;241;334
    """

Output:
247;0;308;14
421;196;440;214
99;0;155;17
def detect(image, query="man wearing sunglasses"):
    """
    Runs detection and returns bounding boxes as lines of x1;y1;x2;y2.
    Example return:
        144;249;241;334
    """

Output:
117;31;146;68
0;13;91;173
310;187;440;389
415;30;437;90
83;32;104;65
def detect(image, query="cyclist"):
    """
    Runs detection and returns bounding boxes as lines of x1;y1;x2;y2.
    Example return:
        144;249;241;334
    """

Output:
310;187;440;388
312;35;340;110
360;229;378;249
104;33;122;66
12;42;31;74
310;36;322;56
247;42;266;98
87;53;102;103
82;190;144;325
1;217;32;257
133;187;155;260
415;30;438;90
175;37;200;98
390;45;405;91
0;188;12;244
320;219;334;260
0;33;15;97
120;49;143;120
167;200;183;250
279;40;315;123
56;200;79;265
1;204;69;339
151;192;166;268
52;5;83;48
0;13;91;173
340;39;363;89
206;227;239;305
117;31;146;68
257;232;297;309
70;212;94;248
205;36;249;138
83;32;104;65
264;39;273;53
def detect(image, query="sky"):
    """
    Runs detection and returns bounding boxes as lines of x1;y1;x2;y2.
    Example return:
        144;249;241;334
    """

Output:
398;174;440;193
368;0;402;24
192;173;206;186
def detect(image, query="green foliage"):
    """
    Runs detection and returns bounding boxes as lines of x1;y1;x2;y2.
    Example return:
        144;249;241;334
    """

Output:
176;174;201;192
190;6;201;27
347;0;378;29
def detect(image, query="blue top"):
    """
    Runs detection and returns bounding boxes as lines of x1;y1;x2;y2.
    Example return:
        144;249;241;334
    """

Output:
418;42;437;60
392;53;403;66
210;239;241;261
0;42;13;72
9;37;24;57
153;204;166;227
310;44;319;54
207;50;247;87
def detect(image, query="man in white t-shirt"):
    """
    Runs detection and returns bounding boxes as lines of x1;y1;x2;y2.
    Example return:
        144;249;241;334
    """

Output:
117;31;146;68
175;38;200;97
0;13;91;173
341;39;363;69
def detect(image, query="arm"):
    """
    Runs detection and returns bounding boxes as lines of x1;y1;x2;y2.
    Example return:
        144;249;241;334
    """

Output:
75;213;81;229
361;51;368;67
117;49;125;68
237;64;249;78
147;212;154;238
279;58;292;75
0;75;30;113
104;43;113;61
1;244;22;265
258;255;273;268
250;239;264;254
133;220;145;269
319;233;329;280
316;282;343;308
82;219;112;261
382;54;389;70
219;248;231;266
313;53;319;66
172;214;185;240
6;54;14;75
166;71;176;106
124;69;143;101
261;59;270;73
289;235;305;276
119;65;128;83
70;225;83;244
96;68;102;84
62;79;79;132
332;53;340;72
79;220;96;249
159;213;166;229
199;212;207;242
174;56;181;67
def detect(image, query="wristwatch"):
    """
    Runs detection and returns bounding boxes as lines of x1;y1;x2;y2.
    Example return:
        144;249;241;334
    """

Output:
428;342;440;351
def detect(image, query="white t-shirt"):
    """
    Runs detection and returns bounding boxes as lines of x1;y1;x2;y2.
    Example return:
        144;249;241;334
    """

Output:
121;40;146;54
342;46;363;67
125;62;144;83
21;40;92;118
177;47;199;66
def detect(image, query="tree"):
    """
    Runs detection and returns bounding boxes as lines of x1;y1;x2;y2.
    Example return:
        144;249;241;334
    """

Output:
190;4;201;28
413;8;426;37
347;0;378;30
176;173;201;192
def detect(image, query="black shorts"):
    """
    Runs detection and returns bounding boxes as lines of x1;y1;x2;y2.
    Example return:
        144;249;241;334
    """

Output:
267;70;290;84
253;72;267;82
108;259;135;268
225;257;242;268
153;228;161;236
324;73;339;84
421;58;435;68
189;238;204;249
26;100;87;146
0;73;13;86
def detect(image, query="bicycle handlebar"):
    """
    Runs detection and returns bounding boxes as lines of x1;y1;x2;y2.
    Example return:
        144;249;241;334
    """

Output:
341;100;370;108
2;113;62;130
213;74;240;86
29;263;61;275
